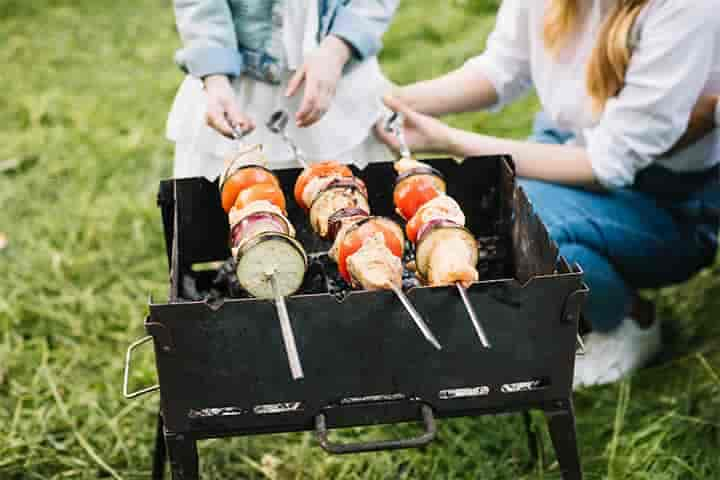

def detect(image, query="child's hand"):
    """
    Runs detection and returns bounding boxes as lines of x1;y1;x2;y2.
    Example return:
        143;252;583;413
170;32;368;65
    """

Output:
203;75;255;138
286;36;352;128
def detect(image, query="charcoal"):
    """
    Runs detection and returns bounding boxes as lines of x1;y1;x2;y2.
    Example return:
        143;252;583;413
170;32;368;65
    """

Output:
179;239;507;301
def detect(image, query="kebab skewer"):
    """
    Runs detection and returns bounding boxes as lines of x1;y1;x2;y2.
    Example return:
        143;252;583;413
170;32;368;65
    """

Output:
296;160;442;350
219;143;308;379
385;113;491;348
267;110;442;350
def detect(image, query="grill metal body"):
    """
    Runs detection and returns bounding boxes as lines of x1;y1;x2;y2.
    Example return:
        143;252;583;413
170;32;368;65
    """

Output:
138;157;587;479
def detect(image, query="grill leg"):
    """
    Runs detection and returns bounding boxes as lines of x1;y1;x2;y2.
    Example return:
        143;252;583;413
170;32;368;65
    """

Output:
152;413;167;480
165;433;199;480
544;402;582;480
523;411;540;467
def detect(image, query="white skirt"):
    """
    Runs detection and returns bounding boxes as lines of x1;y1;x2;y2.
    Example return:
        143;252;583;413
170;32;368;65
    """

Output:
167;59;395;180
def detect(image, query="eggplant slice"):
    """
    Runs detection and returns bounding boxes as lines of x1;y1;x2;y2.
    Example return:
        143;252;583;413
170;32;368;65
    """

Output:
235;232;307;299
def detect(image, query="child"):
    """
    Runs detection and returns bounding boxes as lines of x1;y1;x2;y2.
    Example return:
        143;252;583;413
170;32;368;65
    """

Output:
167;0;399;179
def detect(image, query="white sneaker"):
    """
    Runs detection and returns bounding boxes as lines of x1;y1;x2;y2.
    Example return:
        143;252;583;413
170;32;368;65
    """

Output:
573;316;661;389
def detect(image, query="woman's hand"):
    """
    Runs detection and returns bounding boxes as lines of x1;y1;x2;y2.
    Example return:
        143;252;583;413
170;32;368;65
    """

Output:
375;96;456;155
203;74;255;138
286;35;352;127
378;96;599;187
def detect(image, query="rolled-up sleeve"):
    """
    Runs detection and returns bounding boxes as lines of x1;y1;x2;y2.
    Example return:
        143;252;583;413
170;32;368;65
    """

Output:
585;1;718;189
461;0;532;111
173;0;244;78
329;0;400;60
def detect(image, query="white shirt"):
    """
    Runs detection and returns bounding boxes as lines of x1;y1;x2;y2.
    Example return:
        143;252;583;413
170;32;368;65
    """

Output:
167;0;391;178
464;0;720;188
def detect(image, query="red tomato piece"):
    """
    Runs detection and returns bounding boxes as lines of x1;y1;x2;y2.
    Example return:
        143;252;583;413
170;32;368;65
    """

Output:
393;175;441;220
221;167;280;213
337;219;404;282
405;210;425;244
294;161;353;210
234;183;287;214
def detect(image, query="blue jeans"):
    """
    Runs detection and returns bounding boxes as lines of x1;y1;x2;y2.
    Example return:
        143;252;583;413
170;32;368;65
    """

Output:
524;113;719;332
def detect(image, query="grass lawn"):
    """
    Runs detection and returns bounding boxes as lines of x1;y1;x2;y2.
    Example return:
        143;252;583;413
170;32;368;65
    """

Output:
1;0;720;478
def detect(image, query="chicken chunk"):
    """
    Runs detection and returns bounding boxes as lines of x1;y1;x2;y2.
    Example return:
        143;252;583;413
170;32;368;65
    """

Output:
414;195;465;228
329;215;367;262
426;232;479;288
220;144;269;183
346;232;402;290
310;188;370;238
302;175;344;211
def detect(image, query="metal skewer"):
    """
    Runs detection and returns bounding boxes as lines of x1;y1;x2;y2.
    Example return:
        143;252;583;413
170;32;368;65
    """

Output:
384;111;412;159
267;110;310;169
269;272;305;380
385;108;492;348
228;118;252;149
456;283;491;348
384;111;444;349
388;282;442;351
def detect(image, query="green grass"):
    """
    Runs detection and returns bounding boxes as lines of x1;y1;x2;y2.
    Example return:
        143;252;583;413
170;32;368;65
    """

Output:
1;0;719;478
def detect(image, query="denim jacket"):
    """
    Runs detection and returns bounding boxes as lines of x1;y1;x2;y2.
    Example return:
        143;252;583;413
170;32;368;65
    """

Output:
173;0;399;83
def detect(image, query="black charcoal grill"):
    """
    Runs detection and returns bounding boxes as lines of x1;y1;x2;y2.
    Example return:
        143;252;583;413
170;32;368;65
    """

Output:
124;156;587;479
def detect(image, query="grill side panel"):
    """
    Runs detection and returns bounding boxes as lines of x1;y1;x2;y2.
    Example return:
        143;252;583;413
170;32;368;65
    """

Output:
149;272;582;436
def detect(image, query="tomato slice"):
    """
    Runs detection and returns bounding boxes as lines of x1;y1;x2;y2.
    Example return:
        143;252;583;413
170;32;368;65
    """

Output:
337;218;404;282
294;161;353;210
234;183;287;214
221;167;280;213
405;210;426;244
393;175;441;220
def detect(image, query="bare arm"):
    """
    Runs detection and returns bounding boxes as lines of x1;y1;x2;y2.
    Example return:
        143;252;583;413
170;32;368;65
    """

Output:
447;129;598;187
395;67;499;117
377;95;598;187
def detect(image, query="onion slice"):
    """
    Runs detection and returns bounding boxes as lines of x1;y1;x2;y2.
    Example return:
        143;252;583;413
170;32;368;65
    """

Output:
230;212;290;249
327;207;370;241
395;166;446;191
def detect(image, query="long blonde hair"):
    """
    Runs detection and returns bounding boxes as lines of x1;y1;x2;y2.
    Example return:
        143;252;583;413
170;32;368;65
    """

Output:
544;0;649;114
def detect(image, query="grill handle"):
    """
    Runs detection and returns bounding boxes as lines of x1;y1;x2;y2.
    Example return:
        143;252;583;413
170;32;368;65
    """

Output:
123;336;160;399
314;404;436;454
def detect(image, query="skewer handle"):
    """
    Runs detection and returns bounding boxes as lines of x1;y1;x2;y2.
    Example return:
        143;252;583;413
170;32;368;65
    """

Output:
270;273;305;380
456;283;491;348
384;111;412;159
388;283;442;351
266;110;310;170
287;139;310;170
229;120;251;144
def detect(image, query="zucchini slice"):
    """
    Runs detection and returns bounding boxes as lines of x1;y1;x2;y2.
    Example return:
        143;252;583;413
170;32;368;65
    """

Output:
235;232;307;299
